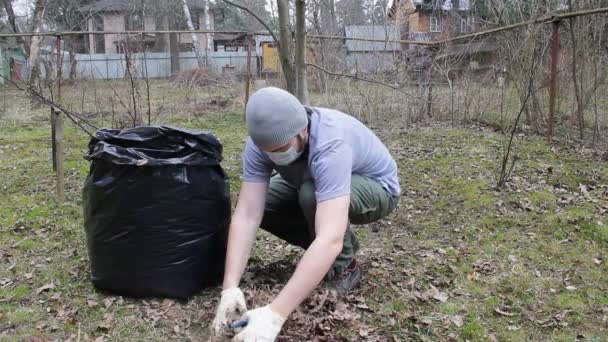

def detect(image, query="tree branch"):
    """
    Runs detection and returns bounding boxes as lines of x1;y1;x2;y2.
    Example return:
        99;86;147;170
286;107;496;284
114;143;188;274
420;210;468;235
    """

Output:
221;0;279;44
306;63;427;102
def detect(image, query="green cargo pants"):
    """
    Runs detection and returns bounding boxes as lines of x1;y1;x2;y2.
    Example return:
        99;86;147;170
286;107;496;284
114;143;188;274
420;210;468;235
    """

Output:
260;174;399;278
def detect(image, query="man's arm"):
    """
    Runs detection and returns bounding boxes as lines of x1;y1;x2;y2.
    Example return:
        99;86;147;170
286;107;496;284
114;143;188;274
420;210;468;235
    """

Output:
222;181;268;289
268;195;350;318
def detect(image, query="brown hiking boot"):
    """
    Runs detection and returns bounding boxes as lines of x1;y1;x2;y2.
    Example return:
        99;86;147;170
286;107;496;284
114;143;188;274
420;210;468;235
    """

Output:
335;259;362;295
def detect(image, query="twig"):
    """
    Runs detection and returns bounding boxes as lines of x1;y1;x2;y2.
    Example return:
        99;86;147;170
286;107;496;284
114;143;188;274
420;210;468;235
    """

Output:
0;75;97;137
306;63;427;101
497;46;541;189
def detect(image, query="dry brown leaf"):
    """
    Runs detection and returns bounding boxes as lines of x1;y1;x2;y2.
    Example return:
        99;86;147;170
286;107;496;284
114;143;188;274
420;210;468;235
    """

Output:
103;298;114;309
467;271;479;281
96;321;111;333
494;308;515;317
555;309;573;321
35;283;54;295
450;315;464;327
433;291;448;303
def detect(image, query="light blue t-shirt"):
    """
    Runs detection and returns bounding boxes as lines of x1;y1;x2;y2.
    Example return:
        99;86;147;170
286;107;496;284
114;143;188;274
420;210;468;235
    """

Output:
243;107;400;202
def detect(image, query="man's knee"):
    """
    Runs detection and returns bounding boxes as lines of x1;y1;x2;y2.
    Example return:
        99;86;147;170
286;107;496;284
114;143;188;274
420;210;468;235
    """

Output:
298;181;316;219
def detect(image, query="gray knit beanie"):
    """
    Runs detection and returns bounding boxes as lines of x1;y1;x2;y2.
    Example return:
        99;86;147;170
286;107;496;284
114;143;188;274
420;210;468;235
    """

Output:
246;87;308;148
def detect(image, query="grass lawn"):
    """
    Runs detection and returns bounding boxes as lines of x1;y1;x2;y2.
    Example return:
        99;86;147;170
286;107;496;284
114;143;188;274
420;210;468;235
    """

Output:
0;86;607;341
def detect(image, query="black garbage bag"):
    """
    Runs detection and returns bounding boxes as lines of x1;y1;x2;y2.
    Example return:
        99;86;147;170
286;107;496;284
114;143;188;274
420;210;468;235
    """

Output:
82;125;230;299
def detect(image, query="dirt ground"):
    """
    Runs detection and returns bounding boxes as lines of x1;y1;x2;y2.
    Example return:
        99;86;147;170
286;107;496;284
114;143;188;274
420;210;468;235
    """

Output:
1;86;607;341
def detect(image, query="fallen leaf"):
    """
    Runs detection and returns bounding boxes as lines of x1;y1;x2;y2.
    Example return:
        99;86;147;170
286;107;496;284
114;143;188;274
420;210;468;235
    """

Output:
592;258;601;265
507;325;521;331
467;271;478;281
494;308;515;317
358;328;369;337
24;273;33;280
420;317;433;325
566;285;577;291
103;298;114;309
433;291;448;303
173;325;180;334
450;315;464;327
96;321;111;333
87;300;99;308
36;322;47;330
555;309;573;321
35;283;54;295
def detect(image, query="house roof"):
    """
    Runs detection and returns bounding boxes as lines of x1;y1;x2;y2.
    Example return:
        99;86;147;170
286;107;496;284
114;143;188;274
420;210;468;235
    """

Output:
344;25;401;52
79;0;211;13
388;0;470;18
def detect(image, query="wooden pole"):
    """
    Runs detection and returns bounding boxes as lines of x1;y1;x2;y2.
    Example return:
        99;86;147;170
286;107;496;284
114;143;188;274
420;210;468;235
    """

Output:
548;21;560;139
54;35;64;200
52;108;65;201
51;108;56;171
244;34;252;117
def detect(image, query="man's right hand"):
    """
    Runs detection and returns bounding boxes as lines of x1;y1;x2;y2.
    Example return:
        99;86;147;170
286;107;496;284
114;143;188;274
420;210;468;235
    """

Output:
211;287;247;337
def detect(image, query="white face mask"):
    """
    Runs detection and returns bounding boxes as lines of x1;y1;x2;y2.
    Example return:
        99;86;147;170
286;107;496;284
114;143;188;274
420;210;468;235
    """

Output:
266;143;303;166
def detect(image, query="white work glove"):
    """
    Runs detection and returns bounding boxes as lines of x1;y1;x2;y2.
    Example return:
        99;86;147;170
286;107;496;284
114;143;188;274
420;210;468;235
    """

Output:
211;288;247;337
233;305;286;342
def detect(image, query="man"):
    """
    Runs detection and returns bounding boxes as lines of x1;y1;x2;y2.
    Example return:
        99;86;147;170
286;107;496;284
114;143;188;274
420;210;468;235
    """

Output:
211;87;400;341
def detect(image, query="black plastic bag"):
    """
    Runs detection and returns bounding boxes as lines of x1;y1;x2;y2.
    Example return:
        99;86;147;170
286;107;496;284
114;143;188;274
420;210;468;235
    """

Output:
83;125;230;299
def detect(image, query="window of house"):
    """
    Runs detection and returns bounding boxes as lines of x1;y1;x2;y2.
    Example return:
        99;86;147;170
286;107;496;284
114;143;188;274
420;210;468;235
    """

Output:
93;15;105;53
460;16;473;33
192;12;200;30
224;45;238;52
430;16;443;32
125;12;144;31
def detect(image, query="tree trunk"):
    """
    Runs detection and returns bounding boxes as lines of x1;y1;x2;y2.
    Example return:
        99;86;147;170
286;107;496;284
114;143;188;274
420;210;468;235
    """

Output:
569;17;584;139
294;0;309;104
181;0;206;68
2;0;28;56
28;0;46;108
169;17;180;75
277;0;296;94
203;0;211;64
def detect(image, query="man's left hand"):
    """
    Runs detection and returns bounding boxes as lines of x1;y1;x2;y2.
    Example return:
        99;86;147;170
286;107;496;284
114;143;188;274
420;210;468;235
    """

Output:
232;305;286;342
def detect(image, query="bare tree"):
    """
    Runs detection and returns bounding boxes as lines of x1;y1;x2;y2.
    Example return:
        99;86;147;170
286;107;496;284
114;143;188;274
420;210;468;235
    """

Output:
2;0;29;55
28;0;47;107
295;0;309;104
181;0;206;67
